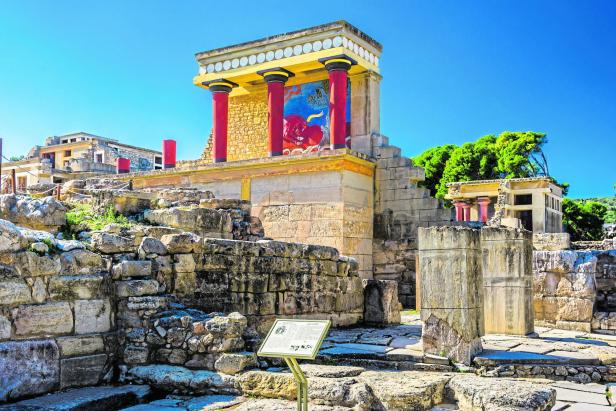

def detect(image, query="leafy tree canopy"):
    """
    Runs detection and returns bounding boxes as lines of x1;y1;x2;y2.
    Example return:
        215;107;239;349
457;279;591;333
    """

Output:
413;131;556;199
562;198;608;241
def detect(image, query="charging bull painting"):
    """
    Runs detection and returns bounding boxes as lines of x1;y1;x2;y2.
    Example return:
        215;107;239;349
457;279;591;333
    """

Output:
283;80;350;154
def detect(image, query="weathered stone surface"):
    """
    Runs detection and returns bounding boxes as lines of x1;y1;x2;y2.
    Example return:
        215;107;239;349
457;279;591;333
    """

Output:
533;233;571;251
60;249;105;275
139;237;168;256
161;233;201;254
48;275;106;300
31;277;47;303
6;384;152;410
112;260;152;279
57;335;105;357
357;370;450;410
14;302;73;336
174;254;196;273
482;227;534;335
126;365;237;394
446;374;556;411
0;219;27;253
299;364;365;378
237;371;296;400
0;277;31;306
15;251;61;277
91;232;134;254
214;352;257;375
0;339;60;401
0;316;10;340
115;279;160;298
419;226;483;365
362;279;401;325
74;299;111;334
60;353;107;388
0;195;66;232
124;345;150;365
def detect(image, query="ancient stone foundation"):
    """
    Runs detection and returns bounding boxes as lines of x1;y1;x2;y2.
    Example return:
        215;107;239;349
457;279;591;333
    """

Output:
481;226;534;335
418;226;483;365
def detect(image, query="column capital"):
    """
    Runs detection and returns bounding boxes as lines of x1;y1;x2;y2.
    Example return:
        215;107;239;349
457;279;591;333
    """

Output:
319;54;357;71
202;78;238;93
257;67;295;83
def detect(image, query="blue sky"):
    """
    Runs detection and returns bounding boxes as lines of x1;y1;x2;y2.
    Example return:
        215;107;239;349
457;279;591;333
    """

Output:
0;1;614;198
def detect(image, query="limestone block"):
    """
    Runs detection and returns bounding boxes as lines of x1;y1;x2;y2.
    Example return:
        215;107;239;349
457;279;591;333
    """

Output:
115;279;160;298
15;251;61;277
75;299;111;334
91;232;134;254
112;260;152;279
214;352;258;375
138;236;168;256
48;275;106;300
419;226;483;365
57;335;104;357
533;250;577;273
362;279;401;325
60;249;104;275
481;227;534;335
124;345;149;365
533;232;571;251
0;339;60;401
174;254;196;273
60;353;107;389
0;315;11;339
14;302;73;336
0;277;31;306
161;233;201;254
174;271;196;296
0;218;27;253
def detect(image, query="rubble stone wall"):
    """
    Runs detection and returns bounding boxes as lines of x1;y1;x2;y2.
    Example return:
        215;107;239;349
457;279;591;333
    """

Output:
0;221;116;402
0;194;66;233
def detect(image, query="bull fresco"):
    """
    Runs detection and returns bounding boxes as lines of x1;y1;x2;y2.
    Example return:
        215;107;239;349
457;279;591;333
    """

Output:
283;80;350;154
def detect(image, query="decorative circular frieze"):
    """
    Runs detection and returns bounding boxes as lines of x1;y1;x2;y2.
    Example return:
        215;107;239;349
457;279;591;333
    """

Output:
257;53;265;63
293;44;302;55
207;63;215;73
332;36;342;47
231;58;239;68
323;38;332;49
214;62;222;72
266;51;274;61
248;55;257;65
239;56;248;67
275;49;284;59
223;60;231;70
284;47;293;57
313;40;322;51
302;42;312;53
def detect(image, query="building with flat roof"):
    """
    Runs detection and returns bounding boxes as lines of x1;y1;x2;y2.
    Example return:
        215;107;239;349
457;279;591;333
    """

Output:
445;177;564;233
1;132;162;192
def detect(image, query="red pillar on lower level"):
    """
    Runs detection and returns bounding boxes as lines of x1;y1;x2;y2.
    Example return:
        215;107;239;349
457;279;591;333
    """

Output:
162;139;176;169
478;197;490;223
117;158;130;174
203;79;237;163
258;68;294;157
320;55;356;150
454;201;464;222
461;203;471;222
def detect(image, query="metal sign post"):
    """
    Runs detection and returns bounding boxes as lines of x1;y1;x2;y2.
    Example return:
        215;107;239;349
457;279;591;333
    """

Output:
257;319;331;411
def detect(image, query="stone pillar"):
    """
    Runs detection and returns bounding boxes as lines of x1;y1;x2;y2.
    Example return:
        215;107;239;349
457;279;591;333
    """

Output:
203;79;237;163
162;139;176;169
481;226;534;335
418;226;483;365
478;197;490;223
116;158;130;174
258;68;294;157
461;203;471;222
453;201;465;222
349;70;381;155
362;279;401;325
320;55;357;149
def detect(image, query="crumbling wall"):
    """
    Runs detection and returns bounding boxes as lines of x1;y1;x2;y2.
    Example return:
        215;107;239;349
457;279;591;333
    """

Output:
0;194;66;233
0;220;116;402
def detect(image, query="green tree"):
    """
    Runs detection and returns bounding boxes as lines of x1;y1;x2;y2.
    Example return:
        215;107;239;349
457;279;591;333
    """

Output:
412;131;555;199
412;144;456;197
562;198;608;241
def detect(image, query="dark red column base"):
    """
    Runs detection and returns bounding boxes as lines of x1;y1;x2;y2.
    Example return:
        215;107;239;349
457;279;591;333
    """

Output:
331;143;347;149
164;164;176;169
268;151;283;157
213;157;227;163
118;169;130;174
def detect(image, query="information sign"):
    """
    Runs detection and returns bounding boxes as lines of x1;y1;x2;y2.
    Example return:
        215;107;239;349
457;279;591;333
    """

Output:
258;319;331;359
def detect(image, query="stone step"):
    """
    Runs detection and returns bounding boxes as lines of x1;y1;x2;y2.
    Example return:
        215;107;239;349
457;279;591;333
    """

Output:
125;365;238;395
121;395;244;411
0;385;151;410
115;279;161;298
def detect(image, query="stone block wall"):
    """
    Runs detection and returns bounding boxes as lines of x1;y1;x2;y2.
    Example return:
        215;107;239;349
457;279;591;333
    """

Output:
0;222;116;402
372;137;453;307
201;91;269;162
0;194;66;233
533;250;597;332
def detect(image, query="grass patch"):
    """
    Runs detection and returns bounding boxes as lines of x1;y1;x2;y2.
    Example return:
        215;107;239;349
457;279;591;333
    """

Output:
401;309;418;316
65;203;132;233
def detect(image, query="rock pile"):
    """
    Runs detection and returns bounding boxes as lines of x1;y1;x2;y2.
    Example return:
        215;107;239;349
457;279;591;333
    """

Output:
0;194;66;232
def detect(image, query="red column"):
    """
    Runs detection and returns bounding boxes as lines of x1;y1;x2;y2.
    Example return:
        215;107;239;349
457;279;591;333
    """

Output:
162;139;176;169
258;68;294;157
478;197;490;223
454;201;464;222
320;55;356;150
117;158;130;174
462;203;471;222
203;80;236;163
